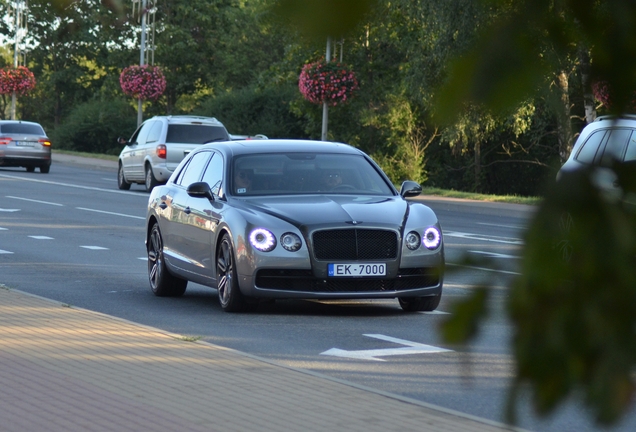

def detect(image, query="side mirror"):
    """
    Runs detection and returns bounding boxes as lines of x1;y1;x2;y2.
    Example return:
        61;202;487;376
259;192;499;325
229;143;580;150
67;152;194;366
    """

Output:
187;182;215;201
117;136;128;145
400;180;422;198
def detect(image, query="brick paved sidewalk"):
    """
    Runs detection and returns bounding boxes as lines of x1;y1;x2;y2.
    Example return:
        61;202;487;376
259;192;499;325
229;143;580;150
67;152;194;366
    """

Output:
0;287;521;432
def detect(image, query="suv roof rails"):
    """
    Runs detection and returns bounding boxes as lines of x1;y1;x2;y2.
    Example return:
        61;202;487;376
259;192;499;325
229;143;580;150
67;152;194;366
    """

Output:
595;114;636;122
163;115;219;122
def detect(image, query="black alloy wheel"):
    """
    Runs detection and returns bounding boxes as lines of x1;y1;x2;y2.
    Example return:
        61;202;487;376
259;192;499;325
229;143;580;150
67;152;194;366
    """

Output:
148;223;187;297
216;233;252;312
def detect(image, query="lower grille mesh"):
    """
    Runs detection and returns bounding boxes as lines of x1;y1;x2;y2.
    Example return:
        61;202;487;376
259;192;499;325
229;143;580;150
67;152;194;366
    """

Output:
255;268;439;293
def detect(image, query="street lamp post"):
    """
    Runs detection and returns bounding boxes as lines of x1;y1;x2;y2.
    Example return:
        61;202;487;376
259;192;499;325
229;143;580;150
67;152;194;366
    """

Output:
321;37;331;141
11;0;27;121
137;0;147;127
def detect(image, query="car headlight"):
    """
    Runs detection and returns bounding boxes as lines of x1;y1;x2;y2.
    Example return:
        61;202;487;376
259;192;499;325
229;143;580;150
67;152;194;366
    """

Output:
405;231;421;250
280;232;302;252
250;228;276;252
423;227;441;250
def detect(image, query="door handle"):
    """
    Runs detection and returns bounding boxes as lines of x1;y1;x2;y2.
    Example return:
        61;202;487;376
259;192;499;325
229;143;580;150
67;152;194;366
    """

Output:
159;202;167;209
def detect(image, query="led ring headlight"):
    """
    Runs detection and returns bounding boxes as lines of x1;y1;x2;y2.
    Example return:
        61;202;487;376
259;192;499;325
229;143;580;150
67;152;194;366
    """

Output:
423;227;441;250
250;228;276;252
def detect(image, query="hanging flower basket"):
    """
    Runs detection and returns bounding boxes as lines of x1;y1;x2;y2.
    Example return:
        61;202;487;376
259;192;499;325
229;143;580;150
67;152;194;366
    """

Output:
592;80;636;110
0;66;36;95
299;59;358;106
119;64;166;101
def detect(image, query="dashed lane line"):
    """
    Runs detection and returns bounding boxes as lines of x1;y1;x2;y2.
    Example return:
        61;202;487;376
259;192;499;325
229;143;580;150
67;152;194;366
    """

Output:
6;196;64;206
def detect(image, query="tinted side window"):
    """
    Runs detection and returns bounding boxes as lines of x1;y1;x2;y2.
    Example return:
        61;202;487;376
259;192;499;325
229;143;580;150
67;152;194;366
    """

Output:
602;129;632;163
201;153;224;196
624;132;636;162
135;121;154;145
177;151;211;187
0;123;45;135
575;130;606;164
166;125;229;144
146;121;163;143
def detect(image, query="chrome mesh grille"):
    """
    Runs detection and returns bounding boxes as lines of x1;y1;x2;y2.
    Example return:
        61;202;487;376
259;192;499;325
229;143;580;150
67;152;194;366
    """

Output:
312;229;398;260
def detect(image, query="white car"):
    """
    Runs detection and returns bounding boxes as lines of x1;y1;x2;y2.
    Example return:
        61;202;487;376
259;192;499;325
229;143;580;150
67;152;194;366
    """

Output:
557;115;636;196
117;115;230;191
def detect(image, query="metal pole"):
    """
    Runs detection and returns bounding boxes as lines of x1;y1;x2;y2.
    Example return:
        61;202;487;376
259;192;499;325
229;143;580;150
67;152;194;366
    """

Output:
321;37;331;141
137;0;147;127
11;1;22;120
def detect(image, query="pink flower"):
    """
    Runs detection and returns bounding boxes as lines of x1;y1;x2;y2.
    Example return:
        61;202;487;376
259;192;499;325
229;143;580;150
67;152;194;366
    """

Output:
298;59;358;106
0;66;36;95
120;65;166;100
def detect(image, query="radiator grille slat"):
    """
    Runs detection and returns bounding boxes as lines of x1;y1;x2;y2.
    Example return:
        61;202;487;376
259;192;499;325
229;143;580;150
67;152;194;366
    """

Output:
312;229;398;260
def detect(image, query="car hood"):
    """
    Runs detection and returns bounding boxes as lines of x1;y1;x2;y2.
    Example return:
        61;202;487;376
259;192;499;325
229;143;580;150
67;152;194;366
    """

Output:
234;195;409;229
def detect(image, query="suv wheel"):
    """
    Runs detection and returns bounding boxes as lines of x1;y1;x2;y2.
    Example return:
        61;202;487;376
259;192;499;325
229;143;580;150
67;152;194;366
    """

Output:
145;164;159;191
117;163;131;190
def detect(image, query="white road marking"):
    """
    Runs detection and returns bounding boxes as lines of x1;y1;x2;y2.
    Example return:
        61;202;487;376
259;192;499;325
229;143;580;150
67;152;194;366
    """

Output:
447;262;521;276
444;231;523;245
6;196;63;206
320;334;452;362
0;227;7;230
29;236;54;240
0;208;20;212
0;249;14;254
477;222;524;229
80;246;109;250
138;257;148;261
420;310;450;315
469;250;520;259
77;207;145;220
0;173;143;196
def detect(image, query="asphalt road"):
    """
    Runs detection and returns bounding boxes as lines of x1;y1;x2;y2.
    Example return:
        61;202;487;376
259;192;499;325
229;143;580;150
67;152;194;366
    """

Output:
1;158;635;432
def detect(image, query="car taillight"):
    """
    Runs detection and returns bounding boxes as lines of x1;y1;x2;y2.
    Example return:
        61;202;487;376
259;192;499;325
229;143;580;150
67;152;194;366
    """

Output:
0;136;12;145
39;138;51;147
156;144;167;159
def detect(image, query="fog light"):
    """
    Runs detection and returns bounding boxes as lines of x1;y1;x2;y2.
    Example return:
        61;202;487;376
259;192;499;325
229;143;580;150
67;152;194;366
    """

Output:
280;232;302;252
405;231;421;250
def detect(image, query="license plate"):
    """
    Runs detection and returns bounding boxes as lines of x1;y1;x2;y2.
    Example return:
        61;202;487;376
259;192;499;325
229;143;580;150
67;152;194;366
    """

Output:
15;141;35;147
328;263;386;277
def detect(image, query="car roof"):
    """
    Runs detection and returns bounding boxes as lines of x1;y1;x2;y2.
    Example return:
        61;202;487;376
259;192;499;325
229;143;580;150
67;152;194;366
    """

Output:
202;139;364;157
0;120;42;126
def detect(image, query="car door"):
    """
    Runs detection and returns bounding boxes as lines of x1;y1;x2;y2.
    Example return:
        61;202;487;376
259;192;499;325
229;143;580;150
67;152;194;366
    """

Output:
165;150;213;278
183;151;225;284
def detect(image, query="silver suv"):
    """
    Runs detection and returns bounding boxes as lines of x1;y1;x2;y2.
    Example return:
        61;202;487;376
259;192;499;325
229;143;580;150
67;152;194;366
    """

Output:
558;115;636;193
117;116;230;191
0;120;51;173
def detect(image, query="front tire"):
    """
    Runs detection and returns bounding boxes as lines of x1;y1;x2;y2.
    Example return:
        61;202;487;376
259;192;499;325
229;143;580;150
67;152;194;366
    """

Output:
148;223;187;297
399;293;441;312
145;164;159;191
216;233;251;312
118;163;131;190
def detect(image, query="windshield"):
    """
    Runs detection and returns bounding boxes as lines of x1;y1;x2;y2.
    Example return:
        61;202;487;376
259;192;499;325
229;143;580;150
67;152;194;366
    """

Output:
231;153;395;196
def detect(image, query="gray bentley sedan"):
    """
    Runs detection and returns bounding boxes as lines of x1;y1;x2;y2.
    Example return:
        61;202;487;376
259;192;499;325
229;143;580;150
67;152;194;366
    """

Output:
146;139;444;312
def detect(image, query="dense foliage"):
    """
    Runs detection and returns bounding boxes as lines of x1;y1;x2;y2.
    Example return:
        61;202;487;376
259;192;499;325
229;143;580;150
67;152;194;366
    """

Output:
0;0;583;196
